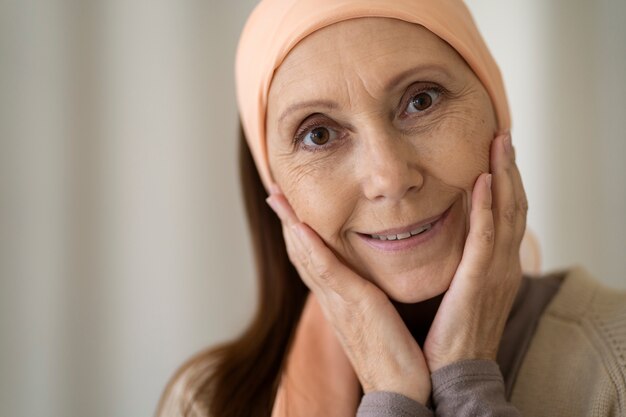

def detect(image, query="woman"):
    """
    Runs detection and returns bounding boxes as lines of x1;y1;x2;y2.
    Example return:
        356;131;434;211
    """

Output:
157;1;626;416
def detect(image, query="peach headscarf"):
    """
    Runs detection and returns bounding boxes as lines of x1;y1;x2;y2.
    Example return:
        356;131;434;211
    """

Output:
235;0;510;191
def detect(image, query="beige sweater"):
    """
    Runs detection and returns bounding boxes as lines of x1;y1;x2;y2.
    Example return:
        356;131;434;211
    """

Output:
157;267;626;416
510;267;626;416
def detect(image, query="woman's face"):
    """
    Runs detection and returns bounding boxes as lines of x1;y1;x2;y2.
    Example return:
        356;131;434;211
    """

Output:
266;18;497;303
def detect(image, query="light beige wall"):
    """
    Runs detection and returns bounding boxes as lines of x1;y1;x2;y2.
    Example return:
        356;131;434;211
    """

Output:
466;0;626;286
1;1;624;417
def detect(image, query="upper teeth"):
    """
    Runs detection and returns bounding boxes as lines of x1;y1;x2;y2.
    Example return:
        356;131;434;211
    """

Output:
370;223;433;241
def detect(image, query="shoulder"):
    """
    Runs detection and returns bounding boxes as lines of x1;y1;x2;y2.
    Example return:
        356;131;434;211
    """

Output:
546;266;626;346
542;266;626;376
155;348;220;417
512;267;626;417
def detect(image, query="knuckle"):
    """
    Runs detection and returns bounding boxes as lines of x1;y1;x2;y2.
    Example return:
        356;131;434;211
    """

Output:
518;196;529;215
502;204;517;226
300;252;311;270
298;244;314;265
313;257;334;283
515;198;529;237
293;245;310;268
480;226;495;244
317;267;333;283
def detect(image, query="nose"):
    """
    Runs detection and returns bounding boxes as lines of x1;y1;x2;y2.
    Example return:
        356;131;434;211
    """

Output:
359;128;424;202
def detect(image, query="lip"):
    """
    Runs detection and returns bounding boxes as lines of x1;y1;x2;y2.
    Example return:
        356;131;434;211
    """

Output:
356;204;453;252
362;211;448;237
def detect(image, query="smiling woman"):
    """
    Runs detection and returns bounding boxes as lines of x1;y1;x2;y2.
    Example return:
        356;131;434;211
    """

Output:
156;1;626;416
266;19;495;303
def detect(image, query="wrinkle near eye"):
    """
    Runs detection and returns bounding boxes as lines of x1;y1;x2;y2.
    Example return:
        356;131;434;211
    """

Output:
283;158;326;189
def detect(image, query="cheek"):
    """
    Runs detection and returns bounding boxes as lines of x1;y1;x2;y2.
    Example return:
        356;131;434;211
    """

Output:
273;156;356;244
422;98;494;191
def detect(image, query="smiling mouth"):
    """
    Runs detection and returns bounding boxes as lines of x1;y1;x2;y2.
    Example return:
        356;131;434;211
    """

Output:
355;203;455;253
360;207;449;241
369;223;433;241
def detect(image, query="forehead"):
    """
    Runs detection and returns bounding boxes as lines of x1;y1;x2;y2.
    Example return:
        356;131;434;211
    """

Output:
268;17;470;110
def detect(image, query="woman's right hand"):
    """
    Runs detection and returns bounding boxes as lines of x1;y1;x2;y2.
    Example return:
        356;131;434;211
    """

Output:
266;189;431;406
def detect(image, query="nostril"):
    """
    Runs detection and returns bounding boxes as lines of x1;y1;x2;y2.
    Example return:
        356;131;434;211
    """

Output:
359;141;424;201
366;180;421;202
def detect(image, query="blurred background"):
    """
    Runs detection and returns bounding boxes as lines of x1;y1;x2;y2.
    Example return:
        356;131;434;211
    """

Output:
1;0;625;416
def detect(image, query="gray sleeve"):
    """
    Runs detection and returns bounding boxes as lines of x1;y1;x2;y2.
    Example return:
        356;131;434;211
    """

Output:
356;360;521;417
357;391;434;417
431;359;522;417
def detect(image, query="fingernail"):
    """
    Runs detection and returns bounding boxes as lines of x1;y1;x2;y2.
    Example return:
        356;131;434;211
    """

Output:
265;196;278;213
503;135;513;156
486;174;492;190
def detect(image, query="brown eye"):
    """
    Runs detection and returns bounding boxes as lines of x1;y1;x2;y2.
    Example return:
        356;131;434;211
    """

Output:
295;121;340;150
407;89;440;114
307;127;331;145
411;93;432;110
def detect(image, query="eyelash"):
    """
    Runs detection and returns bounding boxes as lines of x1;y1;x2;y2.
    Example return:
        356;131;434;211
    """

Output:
292;118;342;152
399;85;445;119
292;84;447;151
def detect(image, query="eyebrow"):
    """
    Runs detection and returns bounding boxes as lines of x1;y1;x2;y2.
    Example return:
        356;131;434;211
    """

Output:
278;99;338;125
276;64;452;125
383;64;453;91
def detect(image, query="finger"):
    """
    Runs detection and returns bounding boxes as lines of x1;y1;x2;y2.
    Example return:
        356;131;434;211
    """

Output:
283;224;303;271
268;191;370;301
268;182;281;196
282;220;343;297
291;222;369;303
490;134;517;249
492;134;528;249
490;134;525;286
283;224;322;293
455;172;495;280
502;138;528;242
266;193;299;225
508;158;528;243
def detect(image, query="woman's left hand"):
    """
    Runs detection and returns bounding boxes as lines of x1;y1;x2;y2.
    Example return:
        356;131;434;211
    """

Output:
423;133;527;372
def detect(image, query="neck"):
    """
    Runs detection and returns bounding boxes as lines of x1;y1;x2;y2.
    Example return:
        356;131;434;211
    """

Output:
392;293;444;347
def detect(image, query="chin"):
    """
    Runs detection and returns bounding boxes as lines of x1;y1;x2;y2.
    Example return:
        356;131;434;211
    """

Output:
342;193;469;303
370;254;462;304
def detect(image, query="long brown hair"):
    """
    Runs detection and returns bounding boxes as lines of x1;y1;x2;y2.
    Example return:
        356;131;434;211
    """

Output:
156;125;309;416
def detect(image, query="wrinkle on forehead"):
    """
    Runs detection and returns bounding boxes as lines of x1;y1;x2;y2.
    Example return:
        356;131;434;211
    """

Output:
269;18;469;124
